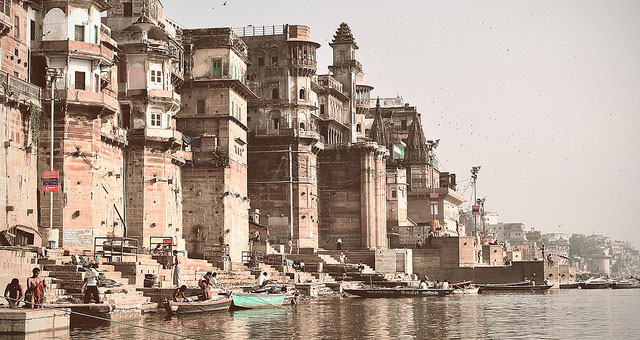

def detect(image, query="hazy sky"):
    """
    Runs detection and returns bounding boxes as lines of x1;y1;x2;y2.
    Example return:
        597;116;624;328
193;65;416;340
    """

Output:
163;0;640;247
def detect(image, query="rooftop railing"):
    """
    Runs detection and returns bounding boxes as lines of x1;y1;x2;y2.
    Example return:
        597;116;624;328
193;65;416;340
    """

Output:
233;25;284;37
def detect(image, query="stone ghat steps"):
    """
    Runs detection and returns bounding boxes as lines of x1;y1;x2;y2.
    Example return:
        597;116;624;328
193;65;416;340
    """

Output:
41;258;151;307
317;250;376;273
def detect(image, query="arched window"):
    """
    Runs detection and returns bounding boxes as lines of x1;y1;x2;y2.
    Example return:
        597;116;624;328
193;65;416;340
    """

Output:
272;87;279;99
299;88;305;100
268;110;281;130
300;122;305;131
356;123;361;133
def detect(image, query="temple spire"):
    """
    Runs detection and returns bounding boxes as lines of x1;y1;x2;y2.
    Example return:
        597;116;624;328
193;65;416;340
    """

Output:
404;114;428;163
369;97;387;146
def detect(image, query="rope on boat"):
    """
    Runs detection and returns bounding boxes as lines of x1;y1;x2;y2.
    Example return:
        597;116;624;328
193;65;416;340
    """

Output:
3;296;201;340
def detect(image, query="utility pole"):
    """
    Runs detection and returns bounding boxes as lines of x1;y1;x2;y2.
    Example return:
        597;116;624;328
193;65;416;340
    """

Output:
427;139;439;235
46;68;60;237
470;166;481;245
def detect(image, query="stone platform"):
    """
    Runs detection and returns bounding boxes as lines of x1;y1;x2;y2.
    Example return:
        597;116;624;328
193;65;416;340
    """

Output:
0;308;69;335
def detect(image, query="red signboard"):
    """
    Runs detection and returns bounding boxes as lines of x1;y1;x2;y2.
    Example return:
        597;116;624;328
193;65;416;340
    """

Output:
429;193;439;205
43;171;59;192
472;205;480;215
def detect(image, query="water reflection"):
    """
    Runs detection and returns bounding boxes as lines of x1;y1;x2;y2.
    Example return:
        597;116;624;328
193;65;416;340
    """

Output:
54;290;640;340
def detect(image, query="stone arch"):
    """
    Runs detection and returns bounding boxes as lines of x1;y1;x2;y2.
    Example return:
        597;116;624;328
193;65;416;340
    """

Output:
43;8;68;41
272;87;279;100
268;110;281;130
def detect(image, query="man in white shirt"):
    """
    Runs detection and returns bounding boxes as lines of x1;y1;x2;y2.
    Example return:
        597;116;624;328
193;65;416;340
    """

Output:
83;263;100;303
419;280;429;290
257;272;269;288
441;280;450;290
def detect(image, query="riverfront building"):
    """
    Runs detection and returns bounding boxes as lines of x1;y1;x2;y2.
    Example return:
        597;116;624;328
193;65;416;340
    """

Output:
0;0;464;265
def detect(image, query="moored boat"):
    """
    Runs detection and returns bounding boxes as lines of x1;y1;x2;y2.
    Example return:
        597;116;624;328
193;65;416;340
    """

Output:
559;281;581;289
232;293;286;309
582;278;610;289
164;293;233;315
476;283;553;291
344;287;454;297
611;280;640;289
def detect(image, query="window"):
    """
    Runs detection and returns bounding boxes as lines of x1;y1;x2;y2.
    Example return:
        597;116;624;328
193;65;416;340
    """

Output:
30;20;35;41
74;71;86;90
392;190;397;198
74;25;85;42
1;0;9;15
150;70;162;83
123;2;133;17
272;88;279;99
299;88;305;100
401;119;407;129
257;57;264;66
150;112;162;127
14;16;19;38
272;118;280;130
356;123;361;132
271;56;278;65
211;59;221;77
95;74;100;92
320;104;325;115
94;25;99;44
196;100;205;115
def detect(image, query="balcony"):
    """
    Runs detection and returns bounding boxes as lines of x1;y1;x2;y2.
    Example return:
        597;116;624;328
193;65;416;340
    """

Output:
254;128;294;137
0;12;12;36
145;128;182;145
37;40;115;63
149;89;181;105
100;123;127;146
435;186;465;206
0;71;41;104
44;89;119;113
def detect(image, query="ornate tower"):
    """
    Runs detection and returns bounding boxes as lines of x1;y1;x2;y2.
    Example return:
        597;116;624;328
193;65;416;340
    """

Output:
328;23;362;143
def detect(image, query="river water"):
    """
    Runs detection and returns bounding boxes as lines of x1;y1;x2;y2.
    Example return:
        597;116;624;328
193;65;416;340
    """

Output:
41;289;640;340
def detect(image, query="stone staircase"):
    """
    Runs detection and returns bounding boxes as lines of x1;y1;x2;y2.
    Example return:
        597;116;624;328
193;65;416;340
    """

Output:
39;251;151;310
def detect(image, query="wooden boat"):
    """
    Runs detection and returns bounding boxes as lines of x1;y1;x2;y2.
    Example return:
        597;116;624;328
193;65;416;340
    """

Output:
582;278;610;289
164;293;233;315
344;287;454;297
232;293;286;309
611;280;640;289
476;283;553;291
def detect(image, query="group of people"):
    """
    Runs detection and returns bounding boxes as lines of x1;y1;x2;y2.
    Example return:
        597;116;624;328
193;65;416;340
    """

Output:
417;279;451;289
3;268;47;309
173;271;221;302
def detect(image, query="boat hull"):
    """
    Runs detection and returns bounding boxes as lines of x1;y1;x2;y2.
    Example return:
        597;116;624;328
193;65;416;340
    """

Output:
612;282;640;289
477;284;553;291
582;282;610;289
345;288;453;297
232;293;286;309
165;295;233;315
559;282;581;289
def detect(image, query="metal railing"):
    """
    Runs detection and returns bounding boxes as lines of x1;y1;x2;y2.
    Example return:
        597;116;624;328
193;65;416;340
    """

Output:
93;236;138;263
233;25;284;37
0;71;41;101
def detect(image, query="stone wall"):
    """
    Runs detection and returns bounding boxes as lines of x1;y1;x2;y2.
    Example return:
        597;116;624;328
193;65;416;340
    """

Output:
374;248;413;274
38;112;125;252
0;103;38;234
318;144;388;250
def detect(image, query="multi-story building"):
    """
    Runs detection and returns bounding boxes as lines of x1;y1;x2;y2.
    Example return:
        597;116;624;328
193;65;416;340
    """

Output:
35;0;124;250
242;24;324;250
104;0;186;249
0;0;42;245
317;23;388;250
177;27;255;263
